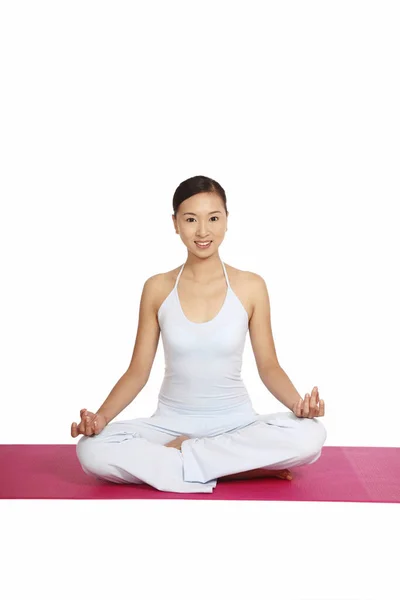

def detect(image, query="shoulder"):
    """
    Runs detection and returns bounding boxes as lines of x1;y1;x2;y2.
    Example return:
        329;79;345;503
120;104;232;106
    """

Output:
231;267;269;318
223;265;267;318
245;272;272;324
244;271;270;304
223;263;254;284
245;270;268;288
225;264;266;291
147;264;263;287
146;266;180;291
142;267;181;314
142;271;166;295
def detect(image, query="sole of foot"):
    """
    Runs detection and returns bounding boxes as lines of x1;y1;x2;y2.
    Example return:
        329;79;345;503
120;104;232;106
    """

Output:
264;468;293;480
164;435;190;450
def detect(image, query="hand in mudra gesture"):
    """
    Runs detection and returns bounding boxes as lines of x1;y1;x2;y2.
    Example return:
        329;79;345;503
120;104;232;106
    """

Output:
71;408;107;438
292;386;325;418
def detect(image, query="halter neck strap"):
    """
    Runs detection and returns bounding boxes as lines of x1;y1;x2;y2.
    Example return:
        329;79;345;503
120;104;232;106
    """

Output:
174;257;230;289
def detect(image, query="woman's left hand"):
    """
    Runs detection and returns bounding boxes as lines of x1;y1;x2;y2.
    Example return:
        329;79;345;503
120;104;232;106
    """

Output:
292;386;325;418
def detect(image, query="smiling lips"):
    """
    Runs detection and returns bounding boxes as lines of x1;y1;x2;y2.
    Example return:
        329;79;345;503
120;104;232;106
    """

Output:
195;241;212;248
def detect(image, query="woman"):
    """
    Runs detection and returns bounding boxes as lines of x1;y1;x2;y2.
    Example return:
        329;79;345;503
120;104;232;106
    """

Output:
72;175;327;493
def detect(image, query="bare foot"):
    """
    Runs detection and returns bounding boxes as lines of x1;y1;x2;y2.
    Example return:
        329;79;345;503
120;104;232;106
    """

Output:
164;435;190;451
263;468;293;480
163;437;294;480
219;468;293;482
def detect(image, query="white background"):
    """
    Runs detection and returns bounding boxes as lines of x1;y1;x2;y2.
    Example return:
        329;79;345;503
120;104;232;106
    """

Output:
1;1;399;599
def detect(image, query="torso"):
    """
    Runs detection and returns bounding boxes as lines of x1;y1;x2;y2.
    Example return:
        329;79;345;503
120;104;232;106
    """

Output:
155;263;255;325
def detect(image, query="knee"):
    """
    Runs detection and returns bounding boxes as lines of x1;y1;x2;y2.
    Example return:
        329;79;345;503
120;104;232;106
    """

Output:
76;436;104;476
297;417;327;457
313;417;327;447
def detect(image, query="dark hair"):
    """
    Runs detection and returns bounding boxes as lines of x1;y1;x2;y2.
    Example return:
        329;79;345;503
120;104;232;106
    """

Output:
172;175;227;218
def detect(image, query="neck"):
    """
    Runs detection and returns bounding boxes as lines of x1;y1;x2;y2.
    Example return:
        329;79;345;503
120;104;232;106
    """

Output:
183;252;223;284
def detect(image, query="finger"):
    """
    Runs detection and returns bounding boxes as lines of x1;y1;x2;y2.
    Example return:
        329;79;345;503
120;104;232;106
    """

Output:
82;409;95;418
83;410;96;422
317;388;320;414
319;398;325;416
71;422;78;438
314;389;321;417
93;416;100;435
309;387;317;413
85;415;93;436
303;394;310;417
79;410;88;432
82;409;95;421
312;388;320;417
88;416;96;436
89;419;95;436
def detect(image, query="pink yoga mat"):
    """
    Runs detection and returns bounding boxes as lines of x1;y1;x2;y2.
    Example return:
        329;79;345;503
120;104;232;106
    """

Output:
0;445;399;502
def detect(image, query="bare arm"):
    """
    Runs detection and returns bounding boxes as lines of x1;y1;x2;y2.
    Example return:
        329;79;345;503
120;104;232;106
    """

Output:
259;365;302;411
96;275;162;424
95;371;148;425
248;273;302;411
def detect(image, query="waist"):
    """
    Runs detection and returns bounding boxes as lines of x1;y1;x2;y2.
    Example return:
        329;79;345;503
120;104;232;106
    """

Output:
160;375;249;403
157;391;256;416
150;399;258;436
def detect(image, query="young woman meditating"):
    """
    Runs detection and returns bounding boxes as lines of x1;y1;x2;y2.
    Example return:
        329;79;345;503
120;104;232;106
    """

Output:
71;175;327;493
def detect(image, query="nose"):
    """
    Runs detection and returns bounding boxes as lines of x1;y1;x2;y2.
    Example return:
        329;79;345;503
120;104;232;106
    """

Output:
197;225;210;236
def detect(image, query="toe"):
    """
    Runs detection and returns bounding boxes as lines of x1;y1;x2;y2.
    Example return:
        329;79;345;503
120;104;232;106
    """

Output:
278;469;292;480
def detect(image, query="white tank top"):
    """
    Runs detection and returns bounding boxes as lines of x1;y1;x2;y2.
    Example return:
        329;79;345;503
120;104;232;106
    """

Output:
156;256;258;423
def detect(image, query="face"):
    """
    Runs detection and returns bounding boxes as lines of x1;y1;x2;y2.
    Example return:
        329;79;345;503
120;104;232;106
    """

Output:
173;192;228;256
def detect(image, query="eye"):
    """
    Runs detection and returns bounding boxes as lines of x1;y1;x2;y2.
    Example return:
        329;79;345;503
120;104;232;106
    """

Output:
186;216;219;222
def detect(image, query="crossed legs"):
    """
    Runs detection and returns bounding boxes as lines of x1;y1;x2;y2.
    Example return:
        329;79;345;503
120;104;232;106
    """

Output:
76;411;327;492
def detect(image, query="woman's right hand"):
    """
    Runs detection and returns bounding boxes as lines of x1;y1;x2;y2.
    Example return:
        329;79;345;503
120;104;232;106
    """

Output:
71;408;107;438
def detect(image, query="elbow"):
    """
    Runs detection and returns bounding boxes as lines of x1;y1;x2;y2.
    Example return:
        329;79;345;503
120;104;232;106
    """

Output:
125;368;149;388
258;362;281;379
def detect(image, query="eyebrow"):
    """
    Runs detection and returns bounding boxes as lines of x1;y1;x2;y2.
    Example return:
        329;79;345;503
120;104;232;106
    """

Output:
182;211;222;216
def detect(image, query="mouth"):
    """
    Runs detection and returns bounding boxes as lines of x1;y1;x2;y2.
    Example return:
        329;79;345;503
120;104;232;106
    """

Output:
194;241;212;249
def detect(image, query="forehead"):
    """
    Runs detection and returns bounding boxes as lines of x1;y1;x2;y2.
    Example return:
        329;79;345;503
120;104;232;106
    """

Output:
180;192;222;212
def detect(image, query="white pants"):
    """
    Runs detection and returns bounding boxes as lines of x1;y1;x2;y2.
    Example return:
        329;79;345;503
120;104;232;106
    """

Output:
76;410;327;494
